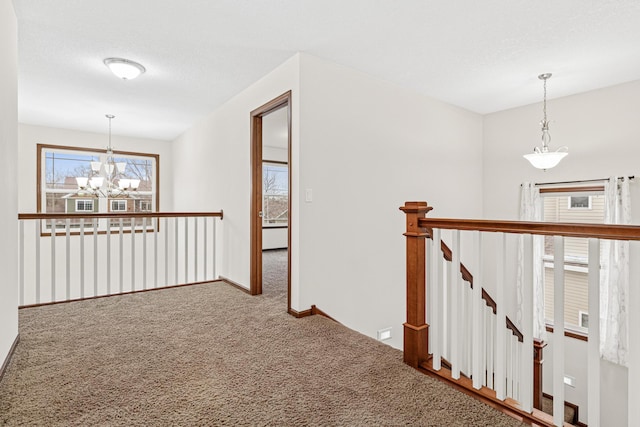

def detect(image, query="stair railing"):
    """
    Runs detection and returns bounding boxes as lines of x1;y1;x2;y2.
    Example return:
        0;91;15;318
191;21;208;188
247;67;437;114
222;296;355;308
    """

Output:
401;201;640;427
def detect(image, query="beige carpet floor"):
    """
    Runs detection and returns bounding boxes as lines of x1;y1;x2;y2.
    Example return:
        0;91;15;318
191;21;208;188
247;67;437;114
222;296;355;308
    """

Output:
0;249;525;426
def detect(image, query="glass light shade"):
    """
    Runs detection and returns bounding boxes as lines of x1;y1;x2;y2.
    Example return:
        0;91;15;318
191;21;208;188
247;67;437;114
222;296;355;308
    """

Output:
76;177;88;188
91;161;102;172
130;179;140;190
119;179;130;189
116;162;127;173
105;164;115;175
104;58;146;80
523;151;568;170
89;176;104;188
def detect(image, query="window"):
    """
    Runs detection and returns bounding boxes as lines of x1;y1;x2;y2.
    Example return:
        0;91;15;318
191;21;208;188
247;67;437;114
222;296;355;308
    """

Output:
110;200;127;212
39;144;158;215
262;162;288;226
568;195;591;209
542;190;604;332
75;199;94;212
579;311;589;329
39;144;159;232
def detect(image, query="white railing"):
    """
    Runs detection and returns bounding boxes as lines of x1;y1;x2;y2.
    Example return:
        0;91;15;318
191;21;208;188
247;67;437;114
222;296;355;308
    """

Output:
401;201;640;427
18;211;223;306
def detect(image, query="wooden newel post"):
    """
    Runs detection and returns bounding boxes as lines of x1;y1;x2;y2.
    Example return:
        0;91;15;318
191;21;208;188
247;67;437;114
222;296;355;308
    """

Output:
400;201;433;368
533;338;547;410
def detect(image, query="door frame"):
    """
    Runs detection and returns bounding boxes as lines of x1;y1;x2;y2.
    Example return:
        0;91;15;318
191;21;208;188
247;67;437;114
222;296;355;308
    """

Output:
250;91;292;311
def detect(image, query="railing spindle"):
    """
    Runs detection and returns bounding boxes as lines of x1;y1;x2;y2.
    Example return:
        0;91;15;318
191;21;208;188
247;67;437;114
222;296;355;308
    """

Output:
451;229;461;379
184;216;189;284
131;219;136;291
164;217;168;286
194;217;198;282
65;218;71;300
80;219;85;298
553;235;565;426
35;220;41;304
154;217;158;288
93;218;98;297
495;232;506;400
431;228;442;371
143;217;147;290
520;234;534;412
204;217;208;280
106;218;111;295
19;221;24;306
51;219;56;301
119;218;124;293
588;238;601;427
472;231;483;389
175;217;179;285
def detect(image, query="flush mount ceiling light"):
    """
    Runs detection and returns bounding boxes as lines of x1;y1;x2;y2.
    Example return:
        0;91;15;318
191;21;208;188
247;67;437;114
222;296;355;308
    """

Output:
523;73;568;170
103;57;146;80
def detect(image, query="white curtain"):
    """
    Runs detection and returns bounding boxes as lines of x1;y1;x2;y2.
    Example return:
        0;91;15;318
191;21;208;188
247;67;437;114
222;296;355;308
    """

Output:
517;182;546;340
600;176;630;366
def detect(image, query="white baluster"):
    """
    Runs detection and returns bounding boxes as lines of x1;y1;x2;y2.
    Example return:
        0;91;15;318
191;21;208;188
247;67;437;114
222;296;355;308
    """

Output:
143;217;147;290
93;218;98;297
588;238;601;427
80;218;85;298
204;217;208;280
472;231;483;389
131;216;136;291
19;221;24;306
487;306;494;389
520;234;534;412
451;229;461;379
495;233;506;400
175;217;179;285
432;228;442;371
35;220;41;304
506;330;513;398
154;217;158;288
194;217;198;282
164;217;169;286
65;218;70;300
106;218;111;295
119;218;124;293
51;219;56;301
553;235;565;426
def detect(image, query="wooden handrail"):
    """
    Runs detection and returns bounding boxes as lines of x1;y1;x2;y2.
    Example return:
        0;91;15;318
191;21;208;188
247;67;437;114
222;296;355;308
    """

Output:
18;211;223;220
419;217;640;241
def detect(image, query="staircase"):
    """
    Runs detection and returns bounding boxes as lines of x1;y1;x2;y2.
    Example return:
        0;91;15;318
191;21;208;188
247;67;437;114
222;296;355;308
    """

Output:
400;201;640;427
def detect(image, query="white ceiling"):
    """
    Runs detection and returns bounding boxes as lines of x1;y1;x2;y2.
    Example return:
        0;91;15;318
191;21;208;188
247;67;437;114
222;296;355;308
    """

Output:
13;0;640;141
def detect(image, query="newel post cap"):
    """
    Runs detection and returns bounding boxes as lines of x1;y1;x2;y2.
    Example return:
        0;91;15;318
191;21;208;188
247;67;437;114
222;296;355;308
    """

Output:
399;201;433;215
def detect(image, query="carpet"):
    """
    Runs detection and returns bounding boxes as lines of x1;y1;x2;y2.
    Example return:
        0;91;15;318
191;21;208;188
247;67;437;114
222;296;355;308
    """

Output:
0;249;525;426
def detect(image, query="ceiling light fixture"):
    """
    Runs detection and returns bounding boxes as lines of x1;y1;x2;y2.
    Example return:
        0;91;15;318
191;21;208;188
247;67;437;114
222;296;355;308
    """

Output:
75;114;139;198
103;57;146;80
523;73;568;170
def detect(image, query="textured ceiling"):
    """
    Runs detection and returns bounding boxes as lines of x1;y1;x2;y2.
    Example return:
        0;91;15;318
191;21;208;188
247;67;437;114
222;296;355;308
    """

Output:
13;0;640;141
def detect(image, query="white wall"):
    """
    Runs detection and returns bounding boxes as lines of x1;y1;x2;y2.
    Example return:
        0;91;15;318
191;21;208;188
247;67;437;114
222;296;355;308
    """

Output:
18;124;174;212
296;53;484;349
0;0;19;369
171;54;300;289
483;80;640;426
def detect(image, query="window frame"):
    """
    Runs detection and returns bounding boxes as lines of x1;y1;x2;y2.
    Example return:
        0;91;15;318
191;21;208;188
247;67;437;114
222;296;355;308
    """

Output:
37;144;160;235
75;199;95;212
110;199;127;212
262;160;289;228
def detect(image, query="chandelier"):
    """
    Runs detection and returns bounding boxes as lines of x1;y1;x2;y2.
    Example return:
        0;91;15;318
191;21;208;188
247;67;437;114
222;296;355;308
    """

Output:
75;114;140;197
523;73;568;170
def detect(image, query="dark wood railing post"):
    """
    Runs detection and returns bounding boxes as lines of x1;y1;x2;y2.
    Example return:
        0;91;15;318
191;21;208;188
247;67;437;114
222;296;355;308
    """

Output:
400;201;433;368
533;338;547;410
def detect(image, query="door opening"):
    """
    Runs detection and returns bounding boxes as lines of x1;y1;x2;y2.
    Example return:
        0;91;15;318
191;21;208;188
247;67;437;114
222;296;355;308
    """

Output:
250;92;291;311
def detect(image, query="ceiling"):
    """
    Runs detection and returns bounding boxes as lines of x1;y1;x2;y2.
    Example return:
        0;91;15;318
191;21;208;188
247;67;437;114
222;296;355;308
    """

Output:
13;0;640;141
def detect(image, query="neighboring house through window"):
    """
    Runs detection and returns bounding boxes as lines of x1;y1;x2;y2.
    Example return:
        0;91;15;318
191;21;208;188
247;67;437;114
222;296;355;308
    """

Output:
542;188;605;333
39;144;159;231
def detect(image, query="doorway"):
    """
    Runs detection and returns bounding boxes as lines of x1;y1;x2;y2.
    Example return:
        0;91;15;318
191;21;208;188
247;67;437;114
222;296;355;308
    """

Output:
250;91;291;312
